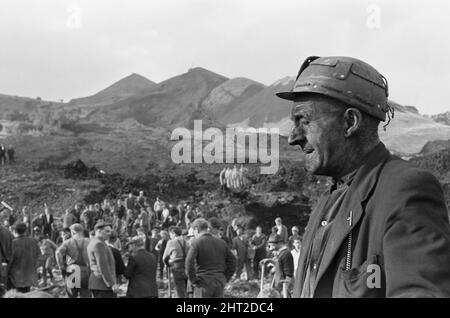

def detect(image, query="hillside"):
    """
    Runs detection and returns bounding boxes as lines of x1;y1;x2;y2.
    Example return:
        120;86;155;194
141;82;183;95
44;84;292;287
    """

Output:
219;76;294;127
432;111;450;126
201;77;266;120
419;139;450;155
379;101;450;154
87;67;228;129
69;73;156;107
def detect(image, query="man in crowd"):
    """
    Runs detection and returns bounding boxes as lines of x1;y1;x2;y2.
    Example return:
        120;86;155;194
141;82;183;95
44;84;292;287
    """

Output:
154;197;164;221
291;237;301;282
38;235;58;286
7;222;40;293
87;221;119;298
225;218;238;247
249;225;267;279
56;223;91;298
277;55;450;297
124;236;158;298
41;205;54;240
186;218;236;298
6;145;14;164
288;226;302;250
62;208;77;230
125;192;136;211
163;226;188;298
274;217;288;244
208;217;227;243
0;144;6;165
232;225;250;281
81;205;98;232
268;234;294;298
106;231;125;284
155;230;169;280
137;191;147;208
0;221;13;296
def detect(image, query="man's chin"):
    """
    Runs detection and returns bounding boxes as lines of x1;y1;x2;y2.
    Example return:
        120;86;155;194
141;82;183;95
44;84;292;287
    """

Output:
303;155;322;175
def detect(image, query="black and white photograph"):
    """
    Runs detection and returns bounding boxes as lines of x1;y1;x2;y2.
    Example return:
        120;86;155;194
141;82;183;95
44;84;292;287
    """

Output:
0;0;449;303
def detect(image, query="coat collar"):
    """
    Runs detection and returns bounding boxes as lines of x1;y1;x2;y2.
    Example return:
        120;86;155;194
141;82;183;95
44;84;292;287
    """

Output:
295;142;391;297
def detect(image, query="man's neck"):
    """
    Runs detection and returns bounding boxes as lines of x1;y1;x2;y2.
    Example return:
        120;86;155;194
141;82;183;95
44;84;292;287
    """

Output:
331;141;380;180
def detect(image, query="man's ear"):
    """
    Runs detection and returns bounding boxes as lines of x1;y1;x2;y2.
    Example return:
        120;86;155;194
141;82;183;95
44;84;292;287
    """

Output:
343;108;363;137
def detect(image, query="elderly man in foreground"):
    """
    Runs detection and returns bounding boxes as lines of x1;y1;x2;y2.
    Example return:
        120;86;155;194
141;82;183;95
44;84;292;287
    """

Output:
276;56;450;298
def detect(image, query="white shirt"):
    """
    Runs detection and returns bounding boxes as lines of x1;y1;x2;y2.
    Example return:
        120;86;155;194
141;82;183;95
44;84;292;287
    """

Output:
291;248;301;280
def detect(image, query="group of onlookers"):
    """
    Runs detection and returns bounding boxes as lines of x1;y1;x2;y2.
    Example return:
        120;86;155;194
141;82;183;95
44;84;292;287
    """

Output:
0;190;302;298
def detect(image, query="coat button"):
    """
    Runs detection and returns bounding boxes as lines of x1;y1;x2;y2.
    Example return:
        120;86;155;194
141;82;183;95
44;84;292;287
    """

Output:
313;264;317;270
321;220;328;227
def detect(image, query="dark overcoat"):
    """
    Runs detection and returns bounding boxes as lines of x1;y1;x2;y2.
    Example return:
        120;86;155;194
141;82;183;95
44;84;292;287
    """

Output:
294;143;450;298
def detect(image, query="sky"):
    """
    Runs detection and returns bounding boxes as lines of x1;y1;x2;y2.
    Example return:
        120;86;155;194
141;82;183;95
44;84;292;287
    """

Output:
0;0;449;114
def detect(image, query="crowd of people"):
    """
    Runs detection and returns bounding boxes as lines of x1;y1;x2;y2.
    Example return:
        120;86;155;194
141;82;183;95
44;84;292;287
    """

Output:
0;191;302;298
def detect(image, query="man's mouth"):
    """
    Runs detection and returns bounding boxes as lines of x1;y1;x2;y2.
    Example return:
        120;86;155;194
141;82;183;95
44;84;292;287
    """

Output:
302;143;315;154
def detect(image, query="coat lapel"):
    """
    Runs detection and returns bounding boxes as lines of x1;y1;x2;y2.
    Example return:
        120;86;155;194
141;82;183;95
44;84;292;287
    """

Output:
294;193;329;296
314;193;364;289
312;143;391;295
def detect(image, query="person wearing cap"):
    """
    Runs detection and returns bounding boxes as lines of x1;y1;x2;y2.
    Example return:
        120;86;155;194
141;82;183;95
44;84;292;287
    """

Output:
7;222;40;293
163;226;188;297
87;221;118;298
267;234;294;298
185;218;236;298
124;236;158;298
56;223;91;298
277;56;450;297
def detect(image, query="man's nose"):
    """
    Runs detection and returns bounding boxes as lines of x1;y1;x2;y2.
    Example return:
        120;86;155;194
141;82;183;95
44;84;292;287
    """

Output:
288;126;306;146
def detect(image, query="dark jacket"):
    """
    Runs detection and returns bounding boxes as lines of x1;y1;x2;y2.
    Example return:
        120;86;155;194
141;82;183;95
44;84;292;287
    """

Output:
294;143;450;298
8;236;40;288
41;213;54;238
0;226;13;263
109;246;125;277
87;237;116;291
274;247;294;287
124;249;158;298
186;232;236;287
232;235;248;260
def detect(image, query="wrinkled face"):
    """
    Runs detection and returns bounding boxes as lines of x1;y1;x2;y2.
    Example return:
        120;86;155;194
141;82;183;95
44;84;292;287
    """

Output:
289;96;344;176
